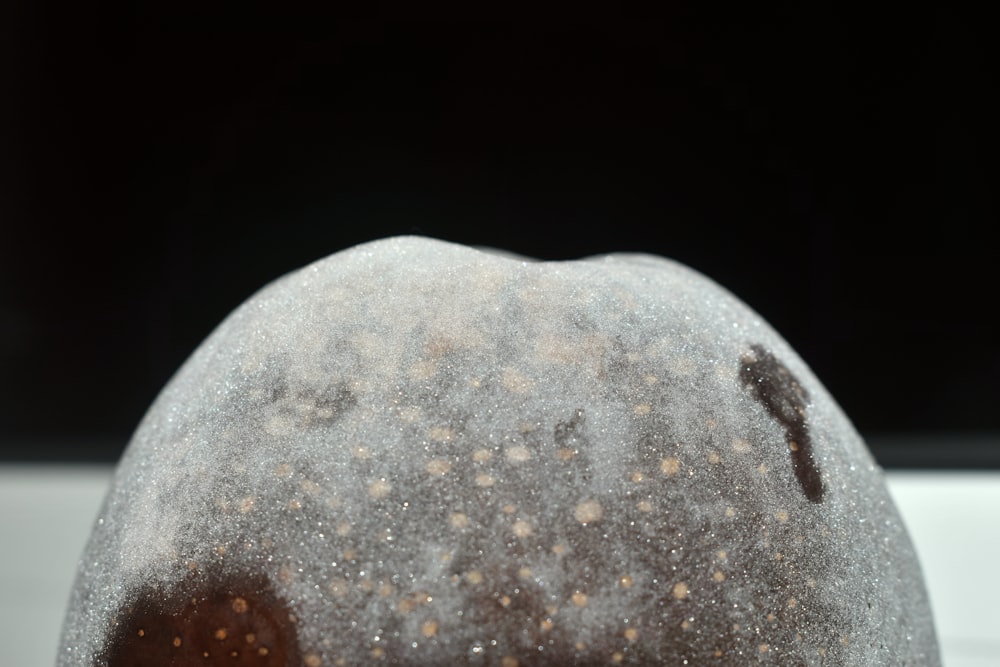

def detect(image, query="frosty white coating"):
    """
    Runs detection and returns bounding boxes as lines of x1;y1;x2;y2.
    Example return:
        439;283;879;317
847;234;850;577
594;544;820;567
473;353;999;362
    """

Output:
58;236;939;665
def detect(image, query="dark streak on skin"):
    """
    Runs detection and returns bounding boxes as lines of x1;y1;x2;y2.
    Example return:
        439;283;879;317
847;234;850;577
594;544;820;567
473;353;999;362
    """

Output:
740;344;825;503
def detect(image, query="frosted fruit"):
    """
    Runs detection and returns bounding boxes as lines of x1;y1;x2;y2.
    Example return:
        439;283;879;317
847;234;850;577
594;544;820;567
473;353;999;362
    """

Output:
58;236;939;665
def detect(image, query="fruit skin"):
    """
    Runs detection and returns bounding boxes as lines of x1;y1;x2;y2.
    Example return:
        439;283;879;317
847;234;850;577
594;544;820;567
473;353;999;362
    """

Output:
58;236;940;665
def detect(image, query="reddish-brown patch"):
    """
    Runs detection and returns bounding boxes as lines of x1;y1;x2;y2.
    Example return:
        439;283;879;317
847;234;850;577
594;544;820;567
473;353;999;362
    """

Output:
103;571;300;666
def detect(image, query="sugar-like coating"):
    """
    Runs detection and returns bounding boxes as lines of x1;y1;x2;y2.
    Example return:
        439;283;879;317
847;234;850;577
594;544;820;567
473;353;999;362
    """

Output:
58;236;939;665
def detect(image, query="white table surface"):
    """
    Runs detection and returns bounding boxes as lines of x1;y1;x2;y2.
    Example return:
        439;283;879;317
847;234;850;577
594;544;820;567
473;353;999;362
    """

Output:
1;465;996;666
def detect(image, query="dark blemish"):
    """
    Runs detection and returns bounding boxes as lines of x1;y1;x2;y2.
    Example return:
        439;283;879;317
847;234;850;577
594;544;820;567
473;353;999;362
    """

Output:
268;380;356;428
739;344;824;503
269;380;289;404
554;408;586;447
102;570;300;666
636;432;671;466
308;382;357;425
554;409;592;483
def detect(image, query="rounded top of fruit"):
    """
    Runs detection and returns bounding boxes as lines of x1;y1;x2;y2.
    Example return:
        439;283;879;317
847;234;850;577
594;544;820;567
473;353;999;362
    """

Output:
59;236;938;665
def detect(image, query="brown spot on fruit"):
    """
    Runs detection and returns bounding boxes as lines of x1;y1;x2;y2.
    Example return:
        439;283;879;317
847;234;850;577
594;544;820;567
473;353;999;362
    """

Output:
573;499;603;524
673;582;689;600
660;457;681;476
103;570;300;666
421;620;439;638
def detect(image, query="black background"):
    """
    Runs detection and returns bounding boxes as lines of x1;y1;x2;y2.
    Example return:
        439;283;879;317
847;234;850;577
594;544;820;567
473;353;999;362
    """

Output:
2;11;997;465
